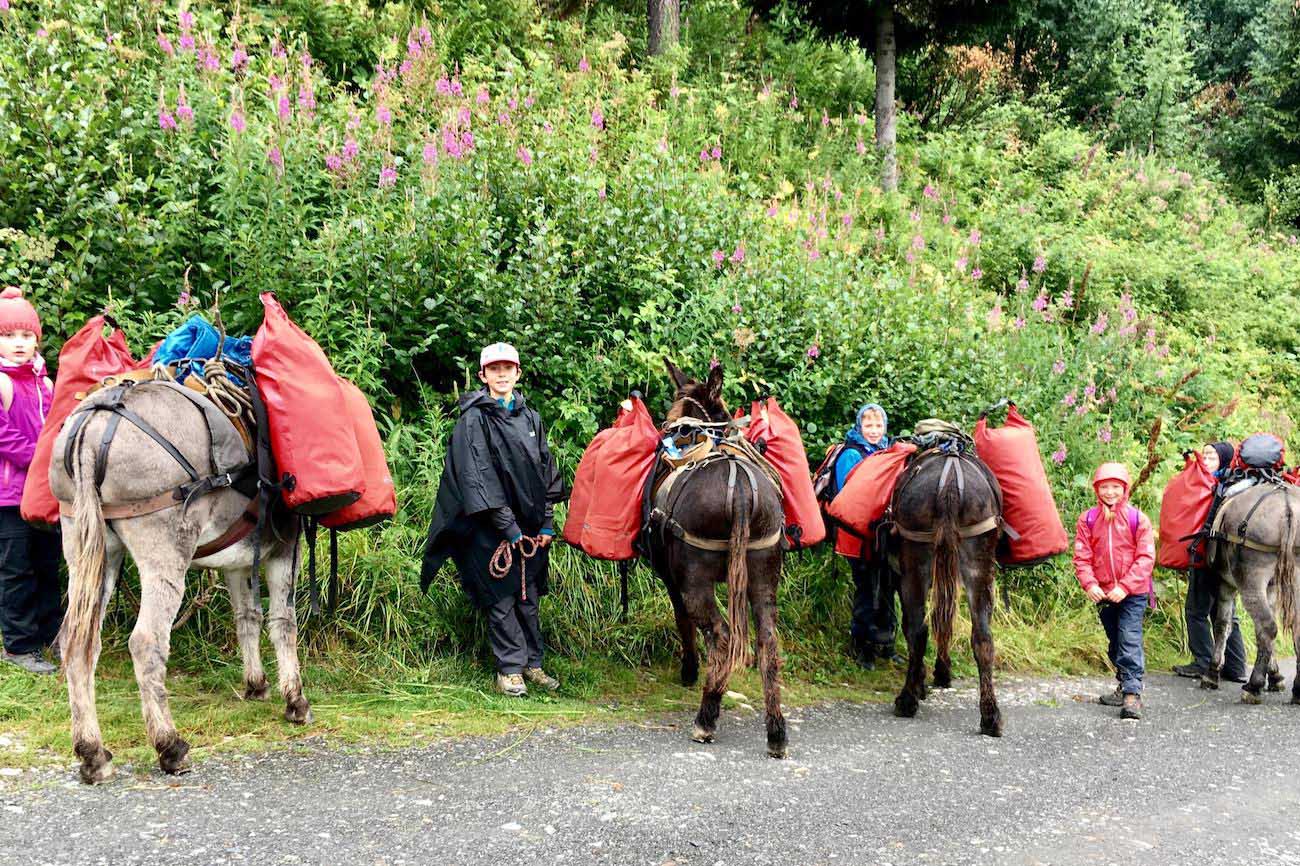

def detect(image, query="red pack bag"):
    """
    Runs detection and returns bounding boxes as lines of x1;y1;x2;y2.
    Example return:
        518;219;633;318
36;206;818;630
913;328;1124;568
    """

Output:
319;379;396;531
565;396;659;560
22;315;142;527
973;402;1068;565
745;397;825;548
1156;451;1216;569
827;441;918;550
251;293;362;515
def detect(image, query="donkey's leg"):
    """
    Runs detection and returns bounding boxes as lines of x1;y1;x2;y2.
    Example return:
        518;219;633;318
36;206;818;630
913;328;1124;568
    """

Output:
964;549;1002;737
665;579;699;687
223;567;268;700
1292;614;1300;705
894;546;932;719
682;569;729;744
265;543;311;724
122;535;192;775
63;530;124;785
748;560;786;759
1238;576;1277;704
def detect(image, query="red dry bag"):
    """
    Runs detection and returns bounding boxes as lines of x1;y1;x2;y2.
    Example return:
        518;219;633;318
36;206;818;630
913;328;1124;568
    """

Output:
21;316;142;527
827;441;918;552
973;403;1068;565
319;379;396;531
1156;452;1216;569
564;396;659;560
745;397;826;548
251;293;362;515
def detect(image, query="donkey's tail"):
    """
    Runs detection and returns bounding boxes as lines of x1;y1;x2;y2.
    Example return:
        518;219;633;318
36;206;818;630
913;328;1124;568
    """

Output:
930;472;962;653
63;445;107;669
1275;491;1300;638
722;466;753;680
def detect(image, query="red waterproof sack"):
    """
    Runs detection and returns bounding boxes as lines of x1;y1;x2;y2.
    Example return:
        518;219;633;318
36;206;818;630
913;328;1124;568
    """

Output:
251;293;362;515
745;397;825;548
973;403;1068;565
827;441;918;552
1156;451;1216;569
22;316;142;527
319;379;396;531
565;396;659;560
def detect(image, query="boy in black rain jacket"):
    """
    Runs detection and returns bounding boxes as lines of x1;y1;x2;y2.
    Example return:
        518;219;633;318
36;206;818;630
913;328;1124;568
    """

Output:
421;343;566;696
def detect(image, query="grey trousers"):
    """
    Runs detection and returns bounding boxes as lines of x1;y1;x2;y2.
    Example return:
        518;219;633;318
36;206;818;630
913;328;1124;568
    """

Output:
1186;566;1247;677
487;585;544;675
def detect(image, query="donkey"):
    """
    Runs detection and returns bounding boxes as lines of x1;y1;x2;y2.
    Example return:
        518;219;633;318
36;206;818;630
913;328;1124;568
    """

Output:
1203;482;1300;703
889;447;1004;736
51;380;310;784
643;360;788;757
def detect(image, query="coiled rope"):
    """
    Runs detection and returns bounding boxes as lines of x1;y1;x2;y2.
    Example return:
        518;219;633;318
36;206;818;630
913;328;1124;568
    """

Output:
490;535;543;600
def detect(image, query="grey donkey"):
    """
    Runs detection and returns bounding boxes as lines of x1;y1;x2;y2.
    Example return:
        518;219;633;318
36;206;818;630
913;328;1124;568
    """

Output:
1203;482;1300;703
51;381;311;784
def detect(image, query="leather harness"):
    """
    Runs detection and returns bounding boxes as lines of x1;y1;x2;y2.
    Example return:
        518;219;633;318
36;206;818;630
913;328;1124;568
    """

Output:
886;447;1011;544
1208;481;1300;555
57;380;260;559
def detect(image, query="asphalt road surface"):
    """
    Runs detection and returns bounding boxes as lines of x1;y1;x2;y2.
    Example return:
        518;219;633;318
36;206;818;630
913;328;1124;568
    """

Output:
3;661;1298;866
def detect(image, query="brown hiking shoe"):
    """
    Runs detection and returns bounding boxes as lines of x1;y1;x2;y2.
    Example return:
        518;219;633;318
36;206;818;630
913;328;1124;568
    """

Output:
1097;687;1124;707
523;667;559;691
495;673;527;697
1120;693;1142;720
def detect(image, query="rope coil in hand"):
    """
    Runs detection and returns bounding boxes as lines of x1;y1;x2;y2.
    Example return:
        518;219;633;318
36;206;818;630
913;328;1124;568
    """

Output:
490;535;543;600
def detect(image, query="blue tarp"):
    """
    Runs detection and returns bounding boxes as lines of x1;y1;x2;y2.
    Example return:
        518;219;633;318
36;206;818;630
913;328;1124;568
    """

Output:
153;315;253;382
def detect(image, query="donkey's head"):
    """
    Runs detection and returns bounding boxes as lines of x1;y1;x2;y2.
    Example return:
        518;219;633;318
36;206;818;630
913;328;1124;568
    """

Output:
664;359;729;424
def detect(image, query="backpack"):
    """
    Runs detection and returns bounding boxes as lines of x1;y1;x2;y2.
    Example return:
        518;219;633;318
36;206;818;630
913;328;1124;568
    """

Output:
812;441;864;503
1234;433;1285;471
1085;505;1140;540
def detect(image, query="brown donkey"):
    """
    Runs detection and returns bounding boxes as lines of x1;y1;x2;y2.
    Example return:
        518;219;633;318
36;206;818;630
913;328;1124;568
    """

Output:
889;447;1005;736
51;381;309;784
643;361;788;757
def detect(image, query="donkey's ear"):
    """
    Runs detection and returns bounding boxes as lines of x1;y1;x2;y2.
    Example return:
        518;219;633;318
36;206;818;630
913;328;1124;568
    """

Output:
705;363;724;402
664;358;690;390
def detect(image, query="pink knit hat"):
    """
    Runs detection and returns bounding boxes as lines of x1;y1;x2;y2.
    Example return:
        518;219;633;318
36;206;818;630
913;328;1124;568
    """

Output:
0;287;41;340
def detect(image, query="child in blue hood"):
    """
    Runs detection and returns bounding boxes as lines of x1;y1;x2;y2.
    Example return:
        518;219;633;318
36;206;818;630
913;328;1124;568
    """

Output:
830;403;899;669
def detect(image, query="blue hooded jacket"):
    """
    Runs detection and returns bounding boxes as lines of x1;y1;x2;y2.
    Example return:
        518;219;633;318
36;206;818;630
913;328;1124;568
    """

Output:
833;403;890;494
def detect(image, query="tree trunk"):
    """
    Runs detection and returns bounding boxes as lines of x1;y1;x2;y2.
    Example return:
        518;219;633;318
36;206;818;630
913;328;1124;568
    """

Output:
874;1;898;192
648;0;680;56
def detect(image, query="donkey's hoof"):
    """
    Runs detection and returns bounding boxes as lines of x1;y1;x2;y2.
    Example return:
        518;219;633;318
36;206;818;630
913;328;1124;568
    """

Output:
980;713;1004;738
244;679;270;701
1241;690;1263;705
158;737;191;775
932;674;952;690
894;693;919;719
1199;677;1219;691
1291;693;1300;706
767;741;788;759
691;725;715;744
76;746;114;785
284;697;313;725
1267;677;1285;693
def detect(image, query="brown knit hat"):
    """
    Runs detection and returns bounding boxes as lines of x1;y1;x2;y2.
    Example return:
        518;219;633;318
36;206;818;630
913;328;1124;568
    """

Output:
0;287;41;340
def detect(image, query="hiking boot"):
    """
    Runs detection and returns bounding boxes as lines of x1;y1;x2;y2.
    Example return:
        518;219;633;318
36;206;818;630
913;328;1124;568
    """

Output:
2;651;56;675
1120;693;1143;720
852;643;876;671
1097;686;1124;707
1172;663;1206;679
1222;671;1248;684
523;667;559;691
876;648;905;666
495;673;527;697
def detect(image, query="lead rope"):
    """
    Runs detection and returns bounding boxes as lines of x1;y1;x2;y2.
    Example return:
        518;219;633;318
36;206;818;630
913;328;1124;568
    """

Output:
490;536;542;600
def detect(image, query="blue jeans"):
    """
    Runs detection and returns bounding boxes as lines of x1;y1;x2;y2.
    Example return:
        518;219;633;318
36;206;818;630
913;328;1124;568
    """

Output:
1099;594;1147;695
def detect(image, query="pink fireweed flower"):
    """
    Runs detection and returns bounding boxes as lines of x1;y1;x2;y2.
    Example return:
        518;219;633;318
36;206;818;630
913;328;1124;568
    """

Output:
158;108;177;131
1098;426;1113;444
970;268;984;281
36;27;47;37
911;234;925;251
1032;254;1047;273
1013;316;1026;331
1059;290;1074;309
457;106;471;126
1016;275;1030;293
711;146;722;160
905;251;916;264
342;138;359;160
198;46;220;74
923;184;938;200
588;146;598;164
175;290;191;309
376;104;392;126
542;120;553;135
300;51;313;70
476;87;489;105
808;247;821;261
1052;359;1065;375
578;56;590;73
435;77;453;96
591;107;605;130
731;303;742;314
229;109;246;134
418;25;432;45
955;256;968;273
422;141;438;165
1119;323;1137;338
407;38;421;59
157;27;174;56
699;149;710;163
821;111;830;127
347;113;361;130
731;245;745;264
842;214;853;228
267;146;283;173
1051;445;1068;465
987;300;1002;329
597;185;607;200
711;250;726;268
325;153;343;172
178;10;193;29
1091;312;1109;335
179;33;195;52
524;95;535;109
766;206;778;218
230;47;248;70
278;95;292;122
789;95;799;109
508;97;518;111
378;165;397;188
910;209;921;223
1084;384;1097;399
176;91;193;123
272;40;286;59
269;74;283;92
874;225;886;241
941;213;953;225
298;85;316;112
1074;403;1089;417
806;343;820;359
968;228;982;246
856;139;867;155
516;146;533;166
1032;291;1048;312
1062;391;1077;407
498;111;511;126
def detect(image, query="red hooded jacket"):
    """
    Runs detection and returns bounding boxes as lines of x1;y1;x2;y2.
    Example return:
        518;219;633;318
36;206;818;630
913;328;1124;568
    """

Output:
1073;462;1155;597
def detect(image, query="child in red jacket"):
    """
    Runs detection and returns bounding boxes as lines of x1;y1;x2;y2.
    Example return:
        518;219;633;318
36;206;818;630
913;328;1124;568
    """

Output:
1073;462;1155;720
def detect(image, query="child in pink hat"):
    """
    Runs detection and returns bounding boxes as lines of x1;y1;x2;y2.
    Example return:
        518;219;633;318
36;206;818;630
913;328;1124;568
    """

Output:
0;287;61;675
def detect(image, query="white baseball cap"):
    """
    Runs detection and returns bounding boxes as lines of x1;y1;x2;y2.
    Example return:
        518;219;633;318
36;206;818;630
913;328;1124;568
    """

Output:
479;342;520;369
